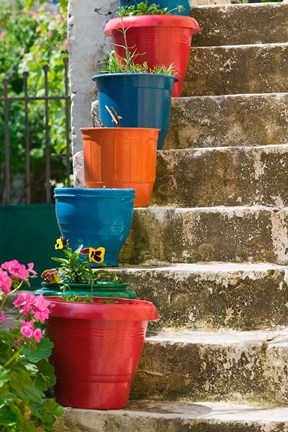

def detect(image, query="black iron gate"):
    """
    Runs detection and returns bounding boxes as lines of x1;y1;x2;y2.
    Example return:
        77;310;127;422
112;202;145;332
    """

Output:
0;57;71;204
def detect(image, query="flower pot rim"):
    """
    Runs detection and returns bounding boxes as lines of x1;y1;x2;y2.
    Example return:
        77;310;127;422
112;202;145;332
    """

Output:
42;281;129;289
104;15;201;34
92;72;178;82
54;187;136;198
80;127;160;133
46;296;159;321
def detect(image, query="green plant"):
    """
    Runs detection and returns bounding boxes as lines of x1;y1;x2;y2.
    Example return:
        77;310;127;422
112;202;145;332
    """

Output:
119;0;185;16
0;259;63;431
41;237;124;293
103;50;175;75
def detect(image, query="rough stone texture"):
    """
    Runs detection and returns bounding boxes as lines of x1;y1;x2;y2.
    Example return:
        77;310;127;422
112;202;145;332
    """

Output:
191;4;288;47
131;330;288;404
153;145;288;207
116;263;288;331
53;401;288;432
120;207;288;265
73;151;84;187
165;94;288;149
184;44;288;96
69;0;115;156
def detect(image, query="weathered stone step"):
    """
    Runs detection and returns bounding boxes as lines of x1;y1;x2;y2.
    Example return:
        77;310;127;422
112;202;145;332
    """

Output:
131;329;288;404
166;94;288;149
120;206;288;266
153;145;288;207
184;44;288;96
54;401;288;432
117;263;288;331
191;3;288;47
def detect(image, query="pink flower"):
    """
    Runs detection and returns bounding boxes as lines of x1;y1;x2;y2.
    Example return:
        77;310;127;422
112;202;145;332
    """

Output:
33;328;42;343
32;295;51;322
28;263;37;277
0;311;6;322
20;320;34;339
13;292;34;314
1;260;29;280
0;271;12;294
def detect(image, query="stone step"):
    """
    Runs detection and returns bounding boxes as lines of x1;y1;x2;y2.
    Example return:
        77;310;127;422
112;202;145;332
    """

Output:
54;401;288;432
165;94;288;149
116;263;288;331
131;329;288;404
191;3;288;47
184;44;288;97
119;206;288;266
153;145;288;207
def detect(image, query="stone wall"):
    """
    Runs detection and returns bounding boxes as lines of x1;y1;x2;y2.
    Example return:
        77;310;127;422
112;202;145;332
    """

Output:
68;0;116;158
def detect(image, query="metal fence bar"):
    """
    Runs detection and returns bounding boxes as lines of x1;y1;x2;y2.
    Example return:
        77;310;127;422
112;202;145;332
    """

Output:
3;79;11;204
23;72;31;204
44;65;51;203
64;57;71;186
0;59;71;205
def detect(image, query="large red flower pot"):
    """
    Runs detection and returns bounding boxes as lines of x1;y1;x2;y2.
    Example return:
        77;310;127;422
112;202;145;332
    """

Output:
104;15;201;97
46;297;159;409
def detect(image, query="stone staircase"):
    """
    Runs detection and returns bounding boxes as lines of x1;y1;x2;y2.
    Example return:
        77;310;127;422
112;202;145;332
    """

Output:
55;2;288;431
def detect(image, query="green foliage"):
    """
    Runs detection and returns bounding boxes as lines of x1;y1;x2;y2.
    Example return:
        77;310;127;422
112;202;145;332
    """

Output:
0;0;69;201
103;51;175;75
0;332;63;432
25;0;68;14
43;240;123;288
119;0;185;16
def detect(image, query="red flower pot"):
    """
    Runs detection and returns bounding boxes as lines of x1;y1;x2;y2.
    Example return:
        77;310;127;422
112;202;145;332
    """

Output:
104;15;201;97
46;297;159;409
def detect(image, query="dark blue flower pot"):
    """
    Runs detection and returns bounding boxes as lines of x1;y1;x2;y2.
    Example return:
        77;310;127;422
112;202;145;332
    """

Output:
92;73;177;150
119;0;191;16
54;188;135;267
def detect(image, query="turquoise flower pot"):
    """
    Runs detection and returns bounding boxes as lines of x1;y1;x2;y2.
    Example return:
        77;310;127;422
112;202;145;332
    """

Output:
35;282;137;299
54;188;135;267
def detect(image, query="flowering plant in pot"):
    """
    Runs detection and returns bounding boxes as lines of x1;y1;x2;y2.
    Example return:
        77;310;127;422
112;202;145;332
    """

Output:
38;237;137;299
0;259;63;431
41;240;159;409
104;1;201;97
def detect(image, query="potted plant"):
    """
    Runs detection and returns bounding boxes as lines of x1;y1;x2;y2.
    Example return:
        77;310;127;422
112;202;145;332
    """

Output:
81;105;159;207
45;293;159;409
54;187;135;267
92;46;178;150
40;240;158;409
37;237;137;299
104;1;201;97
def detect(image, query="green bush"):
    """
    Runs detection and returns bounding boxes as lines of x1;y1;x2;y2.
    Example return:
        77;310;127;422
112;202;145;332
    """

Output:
0;0;69;202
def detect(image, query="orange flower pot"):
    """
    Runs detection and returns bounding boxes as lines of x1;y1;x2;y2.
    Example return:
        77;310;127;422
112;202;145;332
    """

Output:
80;128;159;207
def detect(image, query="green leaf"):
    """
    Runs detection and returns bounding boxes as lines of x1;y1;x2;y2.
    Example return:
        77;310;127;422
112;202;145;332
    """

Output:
22;337;53;363
0;410;17;426
9;366;44;404
34;360;56;391
0;366;9;388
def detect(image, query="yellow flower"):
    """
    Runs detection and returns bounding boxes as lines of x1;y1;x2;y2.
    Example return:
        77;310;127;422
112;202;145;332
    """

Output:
88;247;105;264
41;269;60;284
55;237;66;250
